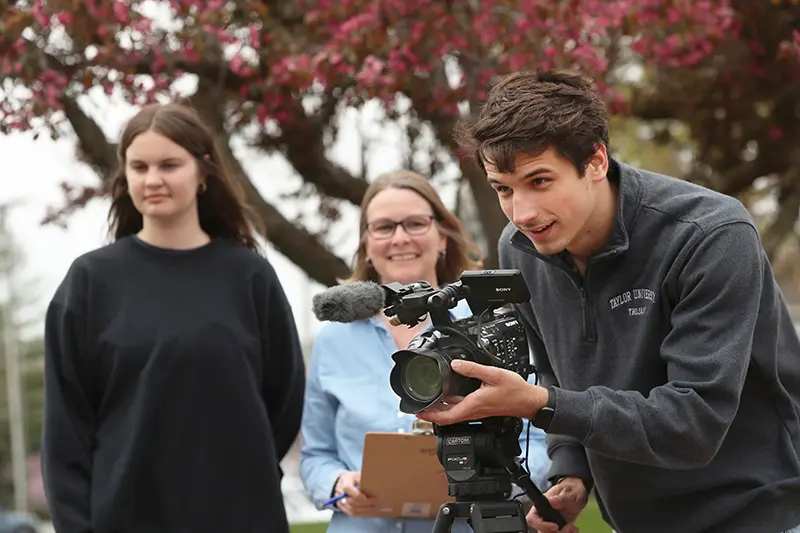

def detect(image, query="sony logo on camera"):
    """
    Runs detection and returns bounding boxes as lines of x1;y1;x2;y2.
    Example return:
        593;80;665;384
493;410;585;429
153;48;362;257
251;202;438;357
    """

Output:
445;436;472;446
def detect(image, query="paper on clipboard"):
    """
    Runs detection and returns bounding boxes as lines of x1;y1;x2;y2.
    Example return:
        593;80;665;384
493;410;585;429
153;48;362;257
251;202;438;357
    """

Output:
359;432;454;519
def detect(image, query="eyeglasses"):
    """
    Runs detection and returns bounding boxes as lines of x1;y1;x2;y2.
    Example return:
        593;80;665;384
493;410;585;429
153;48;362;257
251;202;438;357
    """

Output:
365;214;437;240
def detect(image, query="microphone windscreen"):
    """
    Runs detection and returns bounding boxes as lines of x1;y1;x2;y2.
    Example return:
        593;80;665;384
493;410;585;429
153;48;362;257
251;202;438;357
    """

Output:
312;281;386;323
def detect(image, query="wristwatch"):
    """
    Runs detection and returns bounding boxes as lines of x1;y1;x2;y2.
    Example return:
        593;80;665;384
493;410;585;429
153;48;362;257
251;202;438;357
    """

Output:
531;386;556;431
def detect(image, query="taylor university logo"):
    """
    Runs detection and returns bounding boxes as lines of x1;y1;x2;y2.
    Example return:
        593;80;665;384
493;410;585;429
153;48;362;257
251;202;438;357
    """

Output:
609;288;656;316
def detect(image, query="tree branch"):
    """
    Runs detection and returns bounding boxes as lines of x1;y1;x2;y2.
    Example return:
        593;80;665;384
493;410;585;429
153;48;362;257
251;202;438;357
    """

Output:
260;0;305;27
190;80;352;286
37;28;249;94
686;155;779;197
277;97;368;205
627;90;682;121
717;158;779;196
220;138;353;287
61;97;118;176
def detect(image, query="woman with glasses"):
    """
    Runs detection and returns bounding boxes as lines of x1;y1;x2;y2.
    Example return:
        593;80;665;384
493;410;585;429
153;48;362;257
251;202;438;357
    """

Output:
299;170;551;533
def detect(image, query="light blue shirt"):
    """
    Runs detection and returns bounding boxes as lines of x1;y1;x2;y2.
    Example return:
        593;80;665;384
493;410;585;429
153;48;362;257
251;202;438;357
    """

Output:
300;301;550;533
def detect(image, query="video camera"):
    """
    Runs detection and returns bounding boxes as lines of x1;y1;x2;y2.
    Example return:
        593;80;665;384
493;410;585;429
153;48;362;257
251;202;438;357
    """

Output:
379;269;566;532
384;269;532;414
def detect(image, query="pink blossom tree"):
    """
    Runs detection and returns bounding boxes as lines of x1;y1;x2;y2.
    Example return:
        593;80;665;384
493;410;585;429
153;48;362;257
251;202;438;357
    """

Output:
1;0;796;285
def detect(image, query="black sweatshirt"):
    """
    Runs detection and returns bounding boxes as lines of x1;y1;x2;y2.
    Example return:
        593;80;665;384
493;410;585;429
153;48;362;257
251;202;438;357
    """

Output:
42;236;306;533
499;159;800;533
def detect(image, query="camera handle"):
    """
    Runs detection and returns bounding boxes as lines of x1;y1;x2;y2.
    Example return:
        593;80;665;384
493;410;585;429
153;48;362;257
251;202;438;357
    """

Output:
505;456;567;528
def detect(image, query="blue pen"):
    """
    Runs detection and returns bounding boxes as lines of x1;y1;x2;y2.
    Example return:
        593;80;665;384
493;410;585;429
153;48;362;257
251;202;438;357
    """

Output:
323;486;358;507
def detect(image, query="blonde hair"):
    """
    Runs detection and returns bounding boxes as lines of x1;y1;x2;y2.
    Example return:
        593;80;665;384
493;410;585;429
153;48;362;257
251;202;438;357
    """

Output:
342;170;483;285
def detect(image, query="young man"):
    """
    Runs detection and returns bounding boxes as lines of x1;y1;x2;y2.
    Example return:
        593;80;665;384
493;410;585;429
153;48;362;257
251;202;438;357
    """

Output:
418;70;800;533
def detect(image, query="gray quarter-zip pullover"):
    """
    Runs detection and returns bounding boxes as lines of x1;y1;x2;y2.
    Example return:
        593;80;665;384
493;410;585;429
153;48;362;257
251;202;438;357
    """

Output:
499;159;800;533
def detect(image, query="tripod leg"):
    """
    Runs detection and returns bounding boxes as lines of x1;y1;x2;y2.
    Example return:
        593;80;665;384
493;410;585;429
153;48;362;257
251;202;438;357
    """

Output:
431;503;456;533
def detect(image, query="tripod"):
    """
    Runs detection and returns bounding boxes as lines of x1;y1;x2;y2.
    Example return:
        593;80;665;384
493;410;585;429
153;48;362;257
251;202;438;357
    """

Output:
430;417;566;533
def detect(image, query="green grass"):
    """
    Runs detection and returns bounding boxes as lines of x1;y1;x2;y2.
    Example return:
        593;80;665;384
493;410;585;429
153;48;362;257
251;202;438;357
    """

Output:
290;524;328;533
575;497;612;532
289;497;612;533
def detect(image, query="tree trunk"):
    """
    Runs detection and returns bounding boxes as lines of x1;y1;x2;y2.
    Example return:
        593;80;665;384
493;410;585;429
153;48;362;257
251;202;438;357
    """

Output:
762;177;800;261
460;163;507;268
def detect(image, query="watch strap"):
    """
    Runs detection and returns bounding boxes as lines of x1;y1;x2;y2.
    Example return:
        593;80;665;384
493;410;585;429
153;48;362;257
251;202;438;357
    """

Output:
531;385;556;431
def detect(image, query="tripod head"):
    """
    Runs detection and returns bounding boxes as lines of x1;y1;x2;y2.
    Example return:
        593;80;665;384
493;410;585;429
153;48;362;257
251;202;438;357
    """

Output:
435;417;519;500
431;416;566;533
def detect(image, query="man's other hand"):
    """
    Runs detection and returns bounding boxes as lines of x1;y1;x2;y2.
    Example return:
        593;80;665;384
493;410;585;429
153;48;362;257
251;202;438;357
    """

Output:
415;360;548;425
527;477;588;533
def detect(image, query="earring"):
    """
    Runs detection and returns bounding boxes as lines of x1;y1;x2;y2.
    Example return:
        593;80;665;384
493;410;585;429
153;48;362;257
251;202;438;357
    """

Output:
198;182;207;194
438;249;446;259
366;257;373;266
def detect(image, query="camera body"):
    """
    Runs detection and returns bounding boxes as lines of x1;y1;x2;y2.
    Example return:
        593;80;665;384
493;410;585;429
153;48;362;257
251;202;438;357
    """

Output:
383;269;532;414
455;307;532;378
395;307;532;411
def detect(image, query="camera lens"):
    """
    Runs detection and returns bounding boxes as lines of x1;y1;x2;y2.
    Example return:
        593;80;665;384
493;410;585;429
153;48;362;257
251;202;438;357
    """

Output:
401;356;442;402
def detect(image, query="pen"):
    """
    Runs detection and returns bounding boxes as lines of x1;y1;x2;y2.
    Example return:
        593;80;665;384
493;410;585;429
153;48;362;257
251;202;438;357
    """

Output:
323;486;358;507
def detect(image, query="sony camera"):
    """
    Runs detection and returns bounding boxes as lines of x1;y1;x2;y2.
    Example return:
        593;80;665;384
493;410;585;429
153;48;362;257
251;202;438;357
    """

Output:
383;269;533;414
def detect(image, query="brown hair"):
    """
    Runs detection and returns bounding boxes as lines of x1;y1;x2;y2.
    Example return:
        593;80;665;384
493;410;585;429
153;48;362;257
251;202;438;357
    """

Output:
343;170;483;285
455;69;610;175
106;102;263;250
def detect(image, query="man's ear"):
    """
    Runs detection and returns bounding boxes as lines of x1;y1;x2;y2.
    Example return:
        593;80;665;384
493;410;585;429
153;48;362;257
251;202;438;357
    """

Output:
587;144;609;183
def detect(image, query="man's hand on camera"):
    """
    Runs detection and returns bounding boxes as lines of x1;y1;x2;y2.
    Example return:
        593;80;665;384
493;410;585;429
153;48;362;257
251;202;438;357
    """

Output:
527;477;588;533
415;360;549;425
333;470;376;517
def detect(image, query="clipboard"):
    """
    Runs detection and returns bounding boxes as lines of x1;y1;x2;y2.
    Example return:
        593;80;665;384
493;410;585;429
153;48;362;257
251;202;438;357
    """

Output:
359;432;454;519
